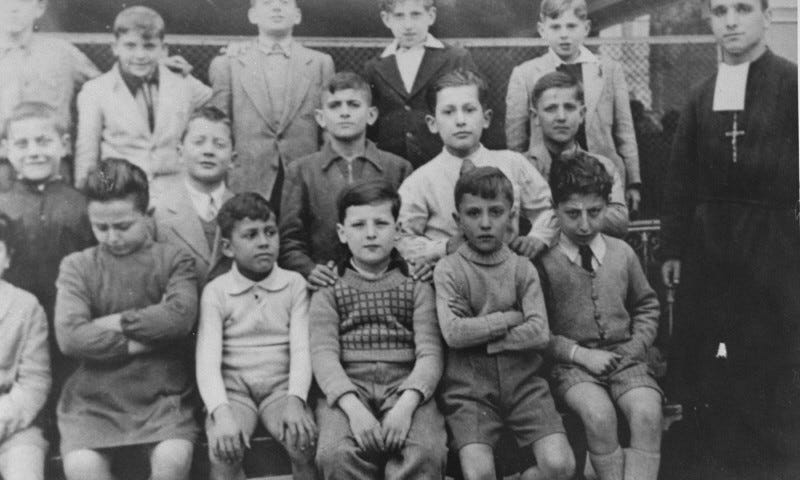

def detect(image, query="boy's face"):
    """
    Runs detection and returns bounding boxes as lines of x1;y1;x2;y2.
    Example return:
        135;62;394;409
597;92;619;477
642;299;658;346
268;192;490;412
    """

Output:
336;201;397;271
454;193;513;255
556;192;607;246
426;85;491;158
708;0;769;60
0;240;10;279
88;198;150;256
380;0;436;49
537;9;590;63
315;88;377;142
0;0;45;35
249;0;301;37
180;118;234;186
4;117;68;183
533;86;585;149
222;216;279;274
112;31;165;79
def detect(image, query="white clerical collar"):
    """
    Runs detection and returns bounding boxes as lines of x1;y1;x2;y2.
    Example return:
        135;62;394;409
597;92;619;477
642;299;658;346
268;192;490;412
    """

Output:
381;34;444;58
713;61;750;112
546;45;598;67
185;179;226;216
558;232;606;266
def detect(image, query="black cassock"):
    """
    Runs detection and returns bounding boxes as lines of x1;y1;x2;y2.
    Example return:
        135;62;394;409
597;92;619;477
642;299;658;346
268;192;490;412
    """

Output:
661;49;799;460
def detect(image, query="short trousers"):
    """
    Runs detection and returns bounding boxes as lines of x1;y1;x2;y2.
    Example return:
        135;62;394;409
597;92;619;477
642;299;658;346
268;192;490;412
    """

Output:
551;356;663;401
205;389;288;440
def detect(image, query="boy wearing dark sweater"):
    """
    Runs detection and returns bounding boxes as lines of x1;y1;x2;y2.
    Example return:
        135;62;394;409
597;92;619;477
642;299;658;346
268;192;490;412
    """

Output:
310;180;446;479
538;153;661;480
434;167;574;480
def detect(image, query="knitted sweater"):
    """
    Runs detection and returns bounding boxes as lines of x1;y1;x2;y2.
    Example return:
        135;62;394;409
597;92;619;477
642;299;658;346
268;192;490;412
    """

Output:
310;267;443;406
538;236;660;363
433;244;550;355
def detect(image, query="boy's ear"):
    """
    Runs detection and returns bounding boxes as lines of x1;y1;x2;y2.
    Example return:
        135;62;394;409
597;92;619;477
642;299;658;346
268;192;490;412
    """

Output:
530;106;540;126
536;21;546;38
314;108;326;129
425;114;439;135
335;222;348;244
176;143;185;162
366;106;379;126
379;10;392;30
427;7;437;24
221;237;234;258
451;211;460;225
482;108;493;128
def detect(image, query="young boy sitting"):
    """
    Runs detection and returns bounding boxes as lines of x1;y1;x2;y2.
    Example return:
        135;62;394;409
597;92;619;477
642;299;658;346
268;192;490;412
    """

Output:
538;154;661;480
398;69;557;265
0;212;51;480
280;71;413;290
364;0;477;168
434;167;574;480
196;192;316;480
530;71;629;237
505;0;641;211
74;6;212;199
55;158;199;480
209;0;334;209
153;106;234;285
310;180;447;479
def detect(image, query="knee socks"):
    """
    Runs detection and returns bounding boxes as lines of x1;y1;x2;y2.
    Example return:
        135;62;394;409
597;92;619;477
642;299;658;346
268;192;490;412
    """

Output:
589;446;624;480
623;447;660;480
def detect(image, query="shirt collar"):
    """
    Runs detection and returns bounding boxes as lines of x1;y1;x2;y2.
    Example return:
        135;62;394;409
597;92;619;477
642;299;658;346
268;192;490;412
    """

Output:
184;179;226;212
225;262;291;296
546;45;598;67
380;34;444;58
558;232;606;266
258;37;293;57
117;63;160;94
438;144;487;167
321;139;385;172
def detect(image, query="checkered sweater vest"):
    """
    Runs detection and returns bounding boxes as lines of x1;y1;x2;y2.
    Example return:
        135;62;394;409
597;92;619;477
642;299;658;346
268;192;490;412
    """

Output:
332;268;417;362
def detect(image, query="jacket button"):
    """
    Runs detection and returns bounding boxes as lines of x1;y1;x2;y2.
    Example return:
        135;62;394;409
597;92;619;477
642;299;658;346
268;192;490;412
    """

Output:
406;132;413;138
404;105;411;111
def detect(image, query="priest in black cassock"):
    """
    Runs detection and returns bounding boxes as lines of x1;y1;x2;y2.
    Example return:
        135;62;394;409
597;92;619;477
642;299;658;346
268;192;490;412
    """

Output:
660;0;799;477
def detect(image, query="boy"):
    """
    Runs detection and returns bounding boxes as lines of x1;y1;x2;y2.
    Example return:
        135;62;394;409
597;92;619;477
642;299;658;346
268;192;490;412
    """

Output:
208;0;334;210
0;212;51;480
55;158;198;480
505;0;641;211
398;69;556;265
538;155;661;480
197;192;316;480
311;180;447;479
279;72;413;289
434;167;574;480
74;6;212;199
530;71;629;237
153;106;234;285
364;0;477;169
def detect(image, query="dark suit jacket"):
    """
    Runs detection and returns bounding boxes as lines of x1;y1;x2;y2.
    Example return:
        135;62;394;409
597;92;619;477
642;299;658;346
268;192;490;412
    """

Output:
364;44;476;169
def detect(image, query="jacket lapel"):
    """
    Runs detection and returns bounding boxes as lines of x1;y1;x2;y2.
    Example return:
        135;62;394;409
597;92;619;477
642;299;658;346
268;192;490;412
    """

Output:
277;43;312;133
235;49;276;130
582;61;604;121
166;186;212;261
208;188;234;271
409;48;448;99
111;65;151;136
373;55;408;99
153;65;176;138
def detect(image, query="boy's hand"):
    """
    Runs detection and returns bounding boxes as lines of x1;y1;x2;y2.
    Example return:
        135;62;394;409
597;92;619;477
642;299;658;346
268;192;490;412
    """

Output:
381;390;421;452
445;234;466;255
209;404;249;465
574;348;622;376
339;394;384;453
447;296;472;318
221;41;254;57
161;55;193;76
307;261;338;290
408;260;434;282
509;235;547;259
626;187;641;213
280;396;318;452
661;260;681;287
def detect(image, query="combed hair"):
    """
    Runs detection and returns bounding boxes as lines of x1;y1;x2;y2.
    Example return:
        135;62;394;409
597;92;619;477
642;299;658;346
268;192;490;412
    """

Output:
84;158;150;213
250;0;299;7
532;71;584;107
378;0;435;12
0;212;21;259
217;192;275;239
322;71;373;105
454;166;514;209
426;68;489;113
113;6;165;40
539;0;588;21
337;179;401;222
181;106;233;143
550;151;613;205
2;102;66;139
707;0;768;10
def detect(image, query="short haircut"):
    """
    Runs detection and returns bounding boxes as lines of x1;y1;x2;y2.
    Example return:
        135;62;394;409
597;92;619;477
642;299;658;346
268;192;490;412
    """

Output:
0;212;20;258
337;179;401;222
250;0;299;7
707;0;768;10
2;102;66;140
532;71;584;107
454;166;514;209
426;68;489;113
322;71;373;105
113;6;165;40
550;151;613;205
539;0;588;21
379;0;435;13
181;106;233;143
84;158;150;214
217;192;275;239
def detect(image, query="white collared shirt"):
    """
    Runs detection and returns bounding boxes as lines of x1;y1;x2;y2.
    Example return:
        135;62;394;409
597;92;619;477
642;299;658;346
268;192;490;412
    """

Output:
546;44;599;67
185;179;227;222
257;37;293;57
558;232;607;271
381;34;445;93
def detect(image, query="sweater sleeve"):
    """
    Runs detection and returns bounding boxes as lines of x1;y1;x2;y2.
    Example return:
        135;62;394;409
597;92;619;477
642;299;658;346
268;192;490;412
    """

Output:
287;276;312;401
195;282;229;414
616;248;660;359
397;282;444;402
309;287;358;406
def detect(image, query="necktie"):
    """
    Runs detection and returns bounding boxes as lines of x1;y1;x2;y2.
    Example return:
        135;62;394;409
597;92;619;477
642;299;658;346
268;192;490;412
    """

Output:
459;157;476;177
140;80;155;132
206;195;218;222
579;244;594;272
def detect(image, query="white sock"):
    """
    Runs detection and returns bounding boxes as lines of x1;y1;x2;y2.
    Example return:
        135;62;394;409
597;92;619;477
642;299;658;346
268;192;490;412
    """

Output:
623;447;661;480
589;446;624;480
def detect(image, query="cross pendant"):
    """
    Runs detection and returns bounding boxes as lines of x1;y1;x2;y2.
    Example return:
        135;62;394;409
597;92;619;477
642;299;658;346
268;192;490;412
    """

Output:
724;112;745;163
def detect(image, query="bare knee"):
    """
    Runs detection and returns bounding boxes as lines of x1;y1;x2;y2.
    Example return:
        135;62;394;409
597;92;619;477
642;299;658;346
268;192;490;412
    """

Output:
459;444;495;480
0;445;45;480
62;449;112;480
150;439;193;480
581;402;618;440
534;448;576;480
629;402;663;432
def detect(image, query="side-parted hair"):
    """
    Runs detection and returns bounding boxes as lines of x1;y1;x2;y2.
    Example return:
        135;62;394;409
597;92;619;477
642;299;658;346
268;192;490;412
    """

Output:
217;192;275;239
181;106;233;143
426;68;489;113
84;158;150;213
0;212;20;258
337;179;401;222
550;151;613;205
539;0;588;21
2;102;66;140
454;166;514;209
532;71;584;107
322;71;373;105
379;0;435;13
113;6;165;40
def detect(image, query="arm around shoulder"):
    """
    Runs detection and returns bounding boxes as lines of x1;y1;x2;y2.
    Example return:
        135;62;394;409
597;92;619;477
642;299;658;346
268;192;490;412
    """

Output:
74;82;103;188
505;66;531;153
208;55;233;116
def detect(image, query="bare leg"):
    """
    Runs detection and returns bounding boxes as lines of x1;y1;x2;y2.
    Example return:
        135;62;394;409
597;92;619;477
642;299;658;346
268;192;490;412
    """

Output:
617;387;662;480
520;433;575;480
149;438;193;480
563;382;623;480
62;449;115;480
458;443;496;480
